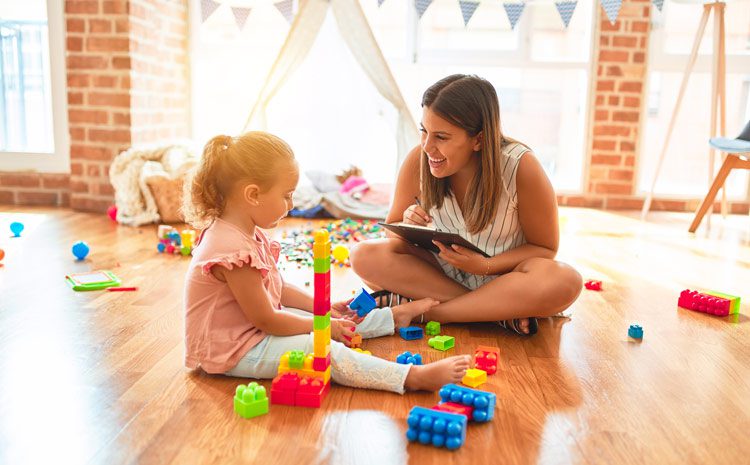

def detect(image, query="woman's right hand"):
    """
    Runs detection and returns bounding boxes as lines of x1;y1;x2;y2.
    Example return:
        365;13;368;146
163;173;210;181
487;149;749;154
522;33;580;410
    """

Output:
402;204;432;226
331;318;357;347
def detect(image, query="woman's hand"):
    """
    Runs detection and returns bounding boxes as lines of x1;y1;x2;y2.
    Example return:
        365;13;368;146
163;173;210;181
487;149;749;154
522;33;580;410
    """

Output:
402;204;432;226
331;318;357;346
331;299;364;323
433;241;491;276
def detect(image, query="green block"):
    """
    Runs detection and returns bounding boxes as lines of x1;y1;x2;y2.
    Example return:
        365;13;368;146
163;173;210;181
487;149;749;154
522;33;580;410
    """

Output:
314;258;330;273
314;314;331;331
234;382;269;419
428;335;455;351
289;350;305;369
425;321;441;336
704;290;741;314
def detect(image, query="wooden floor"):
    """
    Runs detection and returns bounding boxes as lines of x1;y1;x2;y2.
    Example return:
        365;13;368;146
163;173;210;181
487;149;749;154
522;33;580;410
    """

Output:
0;206;749;465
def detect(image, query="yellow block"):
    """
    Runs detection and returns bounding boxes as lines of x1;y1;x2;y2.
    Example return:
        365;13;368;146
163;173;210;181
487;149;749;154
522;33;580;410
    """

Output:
314;229;329;243
313;342;331;359
314;326;331;355
312;240;331;259
462;368;487;388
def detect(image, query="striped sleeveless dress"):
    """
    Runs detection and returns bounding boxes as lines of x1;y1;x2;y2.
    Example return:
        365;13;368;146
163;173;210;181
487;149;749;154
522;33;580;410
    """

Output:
428;142;530;290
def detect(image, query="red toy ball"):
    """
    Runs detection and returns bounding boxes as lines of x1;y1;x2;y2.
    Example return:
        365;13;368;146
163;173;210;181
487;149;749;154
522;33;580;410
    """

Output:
107;205;118;222
584;280;602;291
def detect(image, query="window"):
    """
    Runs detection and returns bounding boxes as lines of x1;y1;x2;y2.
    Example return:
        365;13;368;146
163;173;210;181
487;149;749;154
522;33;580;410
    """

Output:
0;0;68;172
638;1;750;198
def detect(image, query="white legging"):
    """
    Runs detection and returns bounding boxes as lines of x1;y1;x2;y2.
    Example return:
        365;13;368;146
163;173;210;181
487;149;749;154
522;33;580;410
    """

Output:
225;307;411;394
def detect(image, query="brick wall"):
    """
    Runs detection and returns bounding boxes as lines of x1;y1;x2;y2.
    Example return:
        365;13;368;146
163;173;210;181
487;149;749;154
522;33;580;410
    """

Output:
0;0;189;212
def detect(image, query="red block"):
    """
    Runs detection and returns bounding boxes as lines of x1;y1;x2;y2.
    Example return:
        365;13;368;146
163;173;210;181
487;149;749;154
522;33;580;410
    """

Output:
314;272;330;293
313;354;330;372
271;373;299;406
432;402;474;420
678;289;730;316
295;377;330;408
474;345;499;376
584;280;602;291
313;298;330;316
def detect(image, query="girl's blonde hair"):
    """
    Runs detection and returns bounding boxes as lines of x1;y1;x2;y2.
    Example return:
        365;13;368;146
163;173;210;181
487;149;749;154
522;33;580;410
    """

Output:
420;74;528;234
182;131;295;229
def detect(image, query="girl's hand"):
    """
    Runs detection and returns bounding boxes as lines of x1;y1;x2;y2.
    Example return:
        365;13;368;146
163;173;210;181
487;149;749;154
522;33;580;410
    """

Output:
402;204;432;226
331;318;357;347
331;299;364;324
433;241;491;276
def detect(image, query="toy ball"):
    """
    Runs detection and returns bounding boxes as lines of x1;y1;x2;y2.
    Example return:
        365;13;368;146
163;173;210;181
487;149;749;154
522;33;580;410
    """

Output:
157;242;166;253
332;245;349;263
0;248;5;261
10;222;24;237
166;245;175;254
72;241;90;260
107;205;118;222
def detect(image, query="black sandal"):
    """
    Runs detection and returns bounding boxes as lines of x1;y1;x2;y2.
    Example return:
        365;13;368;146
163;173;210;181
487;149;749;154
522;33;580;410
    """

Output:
369;289;412;308
498;317;538;336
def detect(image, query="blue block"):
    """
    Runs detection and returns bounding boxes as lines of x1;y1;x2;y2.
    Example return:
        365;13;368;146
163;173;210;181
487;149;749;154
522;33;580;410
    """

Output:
399;326;423;340
438;384;496;423
406;406;466;450
396;351;423;365
348;288;377;318
628;324;643;339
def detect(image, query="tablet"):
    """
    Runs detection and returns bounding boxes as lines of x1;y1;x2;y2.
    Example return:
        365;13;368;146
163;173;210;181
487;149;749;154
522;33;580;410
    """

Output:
378;222;490;258
66;270;122;291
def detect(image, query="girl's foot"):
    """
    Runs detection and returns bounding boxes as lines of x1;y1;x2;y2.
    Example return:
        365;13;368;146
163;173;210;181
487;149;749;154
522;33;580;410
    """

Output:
404;355;471;391
498;317;538;336
392;298;439;329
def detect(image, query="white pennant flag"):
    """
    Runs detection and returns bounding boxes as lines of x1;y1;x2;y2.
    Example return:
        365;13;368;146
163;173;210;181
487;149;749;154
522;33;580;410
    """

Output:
503;2;525;30
459;1;480;27
652;0;663;12
600;0;622;24
231;7;251;30
555;0;577;28
200;0;221;23
274;0;295;24
414;0;434;19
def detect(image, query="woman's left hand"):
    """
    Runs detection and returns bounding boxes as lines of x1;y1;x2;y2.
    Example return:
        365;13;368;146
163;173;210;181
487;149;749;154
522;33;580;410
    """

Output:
433;241;491;276
331;298;365;323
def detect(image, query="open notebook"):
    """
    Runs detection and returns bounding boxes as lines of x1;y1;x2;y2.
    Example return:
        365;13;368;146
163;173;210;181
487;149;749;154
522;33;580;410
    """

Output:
378;222;490;258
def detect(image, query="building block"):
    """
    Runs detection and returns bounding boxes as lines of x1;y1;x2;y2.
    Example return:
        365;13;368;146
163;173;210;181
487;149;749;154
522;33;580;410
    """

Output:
461;368;487;388
312;240;331;259
438;384;495;422
428;335;454;351
278;363;331;385
295;377;330;408
399;326;424;340
234;382;269;419
270;373;299;406
288;350;306;369
396;351;423;365
314;272;330;293
432;401;474;420
314;326;331;354
313;313;331;331
678;289;732;316
314;229;330;243
702;290;741;315
313;258;330;273
313;297;330;316
473;345;500;375
313;340;331;359
406;406;466;450
352;348;371;355
584;280;602;291
349;333;362;348
425;321;441;336
628;324;643;339
313;353;331;371
348;288;377;318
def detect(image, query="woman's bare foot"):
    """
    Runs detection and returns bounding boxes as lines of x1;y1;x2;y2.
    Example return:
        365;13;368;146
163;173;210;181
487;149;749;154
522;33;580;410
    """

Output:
498;317;537;336
392;298;439;329
404;355;471;391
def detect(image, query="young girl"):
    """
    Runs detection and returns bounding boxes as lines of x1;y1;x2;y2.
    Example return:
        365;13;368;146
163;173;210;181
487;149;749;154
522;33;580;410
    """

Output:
182;131;469;393
351;75;582;336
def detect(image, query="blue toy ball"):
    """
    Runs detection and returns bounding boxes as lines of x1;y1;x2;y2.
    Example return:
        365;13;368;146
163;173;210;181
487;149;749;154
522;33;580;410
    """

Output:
10;222;24;237
72;241;90;260
157;242;166;253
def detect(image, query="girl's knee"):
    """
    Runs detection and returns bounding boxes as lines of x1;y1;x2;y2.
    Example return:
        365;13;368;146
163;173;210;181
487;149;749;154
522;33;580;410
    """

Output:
350;241;378;276
539;261;582;315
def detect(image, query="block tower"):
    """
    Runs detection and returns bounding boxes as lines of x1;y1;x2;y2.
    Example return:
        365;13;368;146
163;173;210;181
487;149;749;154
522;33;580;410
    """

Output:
269;229;332;408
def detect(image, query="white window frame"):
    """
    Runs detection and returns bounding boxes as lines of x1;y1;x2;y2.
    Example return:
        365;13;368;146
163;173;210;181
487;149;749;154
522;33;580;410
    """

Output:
0;0;69;173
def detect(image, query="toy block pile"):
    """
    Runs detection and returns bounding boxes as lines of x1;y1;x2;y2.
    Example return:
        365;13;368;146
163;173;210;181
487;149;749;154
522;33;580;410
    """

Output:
678;289;740;317
270;229;334;408
156;225;196;256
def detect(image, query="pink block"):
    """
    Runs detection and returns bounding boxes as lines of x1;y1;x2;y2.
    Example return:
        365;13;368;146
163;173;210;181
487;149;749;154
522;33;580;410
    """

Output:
314;272;330;291
271;373;299;406
432;402;474;420
313;354;330;371
313;299;330;316
295;378;329;408
678;289;730;317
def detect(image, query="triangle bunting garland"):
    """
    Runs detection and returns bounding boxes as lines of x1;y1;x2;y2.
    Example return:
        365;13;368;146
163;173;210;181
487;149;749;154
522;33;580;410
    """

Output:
274;0;295;24
458;1;480;27
414;0;434;19
503;2;525;30
555;0;578;28
200;0;221;23
600;0;622;24
231;6;252;30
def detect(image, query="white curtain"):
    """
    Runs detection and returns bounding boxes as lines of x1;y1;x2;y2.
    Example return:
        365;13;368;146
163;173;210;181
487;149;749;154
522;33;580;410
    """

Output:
243;0;418;167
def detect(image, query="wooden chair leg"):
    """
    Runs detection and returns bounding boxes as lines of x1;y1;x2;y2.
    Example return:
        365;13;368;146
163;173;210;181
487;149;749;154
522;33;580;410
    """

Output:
689;154;737;233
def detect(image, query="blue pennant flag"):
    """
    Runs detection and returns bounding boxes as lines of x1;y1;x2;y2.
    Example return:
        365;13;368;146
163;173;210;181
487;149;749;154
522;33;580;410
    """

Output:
503;2;525;30
555;0;577;28
652;0;663;12
378;0;386;6
601;0;622;24
200;0;220;23
459;1;480;27
231;7;251;30
414;0;434;19
274;0;295;24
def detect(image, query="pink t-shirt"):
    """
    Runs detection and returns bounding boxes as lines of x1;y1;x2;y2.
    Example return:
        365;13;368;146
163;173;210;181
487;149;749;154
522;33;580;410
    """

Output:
184;218;282;373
